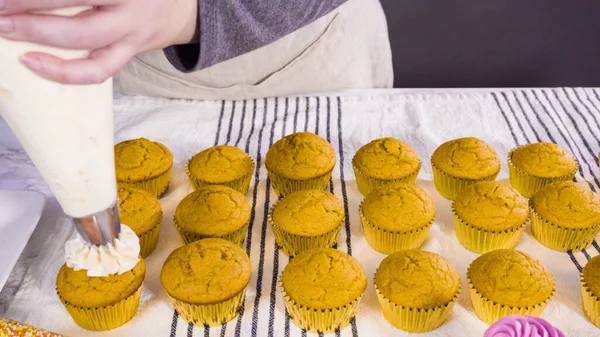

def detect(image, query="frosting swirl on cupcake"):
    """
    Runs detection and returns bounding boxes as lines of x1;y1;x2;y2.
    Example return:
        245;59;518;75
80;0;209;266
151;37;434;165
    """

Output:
484;316;564;337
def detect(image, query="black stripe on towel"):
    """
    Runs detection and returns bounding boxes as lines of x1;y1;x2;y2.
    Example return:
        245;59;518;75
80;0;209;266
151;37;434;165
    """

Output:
251;98;276;337
234;99;263;337
214;100;226;146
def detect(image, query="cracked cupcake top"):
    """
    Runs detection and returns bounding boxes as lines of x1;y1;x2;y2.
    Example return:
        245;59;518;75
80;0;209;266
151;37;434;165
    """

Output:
188;145;253;183
118;187;162;234
281;248;366;310
56;259;145;308
361;183;435;231
511;143;577;178
272;190;344;236
175;186;251;236
353;138;420;179
532;181;600;229
375;250;460;308
454;182;529;231
468;249;553;307
583;255;600;298
160;238;251;304
431;137;500;179
265;132;336;180
115;138;173;181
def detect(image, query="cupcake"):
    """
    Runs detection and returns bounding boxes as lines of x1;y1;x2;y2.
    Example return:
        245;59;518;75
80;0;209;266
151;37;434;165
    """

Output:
467;249;554;324
118;186;163;258
161;238;251;326
265;132;336;197
581;255;600;327
115;138;173;198
453;181;529;254
56;259;146;330
0;319;66;337
374;250;461;332
530;181;600;252
174;186;251;246
352;138;421;196
280;248;366;333
359;183;435;254
508;142;578;198
186;145;254;195
431;137;500;200
484;315;565;337
270;190;344;256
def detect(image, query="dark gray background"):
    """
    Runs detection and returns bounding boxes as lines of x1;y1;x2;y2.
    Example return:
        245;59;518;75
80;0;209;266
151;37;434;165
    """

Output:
381;1;600;87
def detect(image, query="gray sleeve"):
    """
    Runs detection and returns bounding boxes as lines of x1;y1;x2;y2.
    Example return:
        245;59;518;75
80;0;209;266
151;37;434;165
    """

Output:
164;0;347;72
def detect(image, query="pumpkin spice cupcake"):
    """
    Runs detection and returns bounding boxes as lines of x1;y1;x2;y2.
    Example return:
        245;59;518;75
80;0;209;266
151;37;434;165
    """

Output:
265;132;336;197
174;186;251;246
280;248;367;333
161;239;251;326
431;137;500;200
56;259;146;331
374;250;461;332
186;145;254;195
453;181;529;254
467;249;554;324
115;138;173;198
118;186;163;258
530;181;600;252
581;255;600;327
359;183;435;254
352;138;421;196
508;142;578;197
269;190;344;256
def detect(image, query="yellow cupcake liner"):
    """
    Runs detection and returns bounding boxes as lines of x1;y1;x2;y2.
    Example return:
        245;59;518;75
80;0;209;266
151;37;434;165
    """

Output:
580;273;600;327
185;159;255;195
431;162;499;200
452;206;527;254
267;168;333;197
373;282;460;332
118;167;172;199
57;283;142;331
137;213;162;258
530;204;600;252
359;203;432;254
168;289;246;327
173;217;249;247
507;148;578;198
467;276;554;325
352;158;421;197
268;207;343;257
280;281;362;333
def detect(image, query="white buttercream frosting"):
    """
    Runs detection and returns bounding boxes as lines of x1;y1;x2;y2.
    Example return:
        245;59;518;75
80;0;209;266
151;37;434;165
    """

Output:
65;225;140;277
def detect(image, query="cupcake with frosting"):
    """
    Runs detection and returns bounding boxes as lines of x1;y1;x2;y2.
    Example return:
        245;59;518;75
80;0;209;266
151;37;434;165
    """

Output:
484;315;564;337
57;225;144;330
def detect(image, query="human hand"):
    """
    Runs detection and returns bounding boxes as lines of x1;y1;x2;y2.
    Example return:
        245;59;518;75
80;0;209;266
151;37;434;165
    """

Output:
0;0;198;84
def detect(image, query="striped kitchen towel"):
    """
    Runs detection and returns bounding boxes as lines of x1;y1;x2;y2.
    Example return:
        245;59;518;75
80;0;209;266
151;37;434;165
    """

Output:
2;88;600;337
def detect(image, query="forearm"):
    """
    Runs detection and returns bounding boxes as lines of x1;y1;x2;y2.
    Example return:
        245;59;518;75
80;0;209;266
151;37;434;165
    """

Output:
164;0;347;72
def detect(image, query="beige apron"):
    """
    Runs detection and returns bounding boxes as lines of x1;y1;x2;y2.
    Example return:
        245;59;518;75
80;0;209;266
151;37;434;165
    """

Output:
113;0;393;100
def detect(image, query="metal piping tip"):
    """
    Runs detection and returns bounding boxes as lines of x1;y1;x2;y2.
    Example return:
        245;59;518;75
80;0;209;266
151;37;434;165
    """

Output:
70;202;121;245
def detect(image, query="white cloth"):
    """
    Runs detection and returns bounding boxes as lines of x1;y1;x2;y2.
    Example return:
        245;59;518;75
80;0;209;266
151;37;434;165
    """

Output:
2;88;600;337
113;0;393;101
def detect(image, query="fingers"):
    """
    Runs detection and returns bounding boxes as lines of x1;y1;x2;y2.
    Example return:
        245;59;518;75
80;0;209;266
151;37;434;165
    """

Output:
0;8;131;50
20;43;135;84
1;0;112;14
